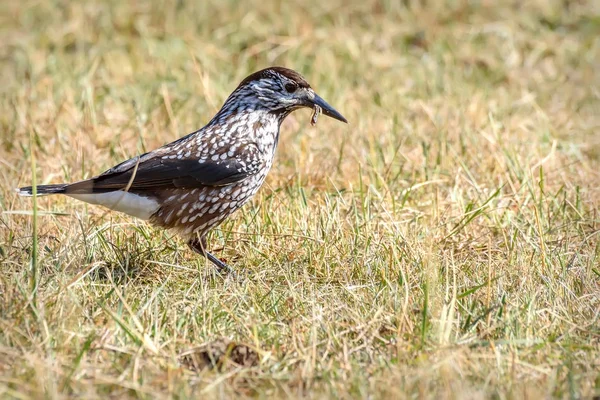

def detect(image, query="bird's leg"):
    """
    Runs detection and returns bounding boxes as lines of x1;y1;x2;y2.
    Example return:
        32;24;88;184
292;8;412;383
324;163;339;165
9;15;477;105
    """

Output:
187;236;236;276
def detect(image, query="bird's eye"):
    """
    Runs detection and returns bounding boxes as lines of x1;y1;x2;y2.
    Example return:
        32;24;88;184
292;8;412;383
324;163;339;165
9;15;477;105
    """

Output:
285;83;298;93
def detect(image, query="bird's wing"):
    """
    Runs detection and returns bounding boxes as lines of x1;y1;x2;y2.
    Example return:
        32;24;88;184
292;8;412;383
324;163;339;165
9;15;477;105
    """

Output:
65;143;263;194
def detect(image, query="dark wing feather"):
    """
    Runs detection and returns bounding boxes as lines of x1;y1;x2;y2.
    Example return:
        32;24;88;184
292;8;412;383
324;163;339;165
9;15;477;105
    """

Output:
65;150;261;194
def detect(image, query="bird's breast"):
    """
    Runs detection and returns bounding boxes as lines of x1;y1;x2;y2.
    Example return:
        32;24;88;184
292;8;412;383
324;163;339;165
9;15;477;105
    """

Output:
247;115;280;156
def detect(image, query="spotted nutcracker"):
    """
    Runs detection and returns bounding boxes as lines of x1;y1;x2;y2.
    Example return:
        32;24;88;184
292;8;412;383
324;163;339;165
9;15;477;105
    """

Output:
18;67;347;274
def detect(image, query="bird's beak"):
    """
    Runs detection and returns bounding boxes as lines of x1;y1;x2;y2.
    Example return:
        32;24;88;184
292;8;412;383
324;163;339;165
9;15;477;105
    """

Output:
309;93;348;123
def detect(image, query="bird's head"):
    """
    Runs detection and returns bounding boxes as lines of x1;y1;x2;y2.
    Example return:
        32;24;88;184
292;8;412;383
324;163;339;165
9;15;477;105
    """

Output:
224;67;347;124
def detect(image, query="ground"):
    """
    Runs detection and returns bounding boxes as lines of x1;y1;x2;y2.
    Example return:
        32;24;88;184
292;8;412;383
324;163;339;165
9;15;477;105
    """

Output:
1;0;599;398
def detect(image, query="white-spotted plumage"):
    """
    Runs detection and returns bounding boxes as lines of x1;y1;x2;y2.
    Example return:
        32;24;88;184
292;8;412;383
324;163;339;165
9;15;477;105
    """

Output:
17;67;347;273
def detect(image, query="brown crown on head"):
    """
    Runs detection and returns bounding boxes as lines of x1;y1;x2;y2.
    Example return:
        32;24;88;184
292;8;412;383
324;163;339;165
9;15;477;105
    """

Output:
237;67;311;89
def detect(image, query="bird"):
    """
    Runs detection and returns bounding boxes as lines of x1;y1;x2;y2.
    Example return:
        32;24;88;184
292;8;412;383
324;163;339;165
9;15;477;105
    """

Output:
17;67;347;274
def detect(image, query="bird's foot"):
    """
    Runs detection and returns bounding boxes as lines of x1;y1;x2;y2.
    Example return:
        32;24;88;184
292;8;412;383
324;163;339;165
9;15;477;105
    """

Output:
188;237;238;278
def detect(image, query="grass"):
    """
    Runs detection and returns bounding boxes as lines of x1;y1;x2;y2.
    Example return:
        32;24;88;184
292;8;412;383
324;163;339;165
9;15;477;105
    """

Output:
1;0;599;398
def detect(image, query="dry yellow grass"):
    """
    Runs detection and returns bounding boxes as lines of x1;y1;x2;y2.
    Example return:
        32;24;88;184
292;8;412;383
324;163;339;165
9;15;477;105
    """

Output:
1;0;599;398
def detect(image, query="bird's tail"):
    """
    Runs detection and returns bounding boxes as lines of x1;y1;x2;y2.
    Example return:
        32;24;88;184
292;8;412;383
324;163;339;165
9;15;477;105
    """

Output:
17;184;67;197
